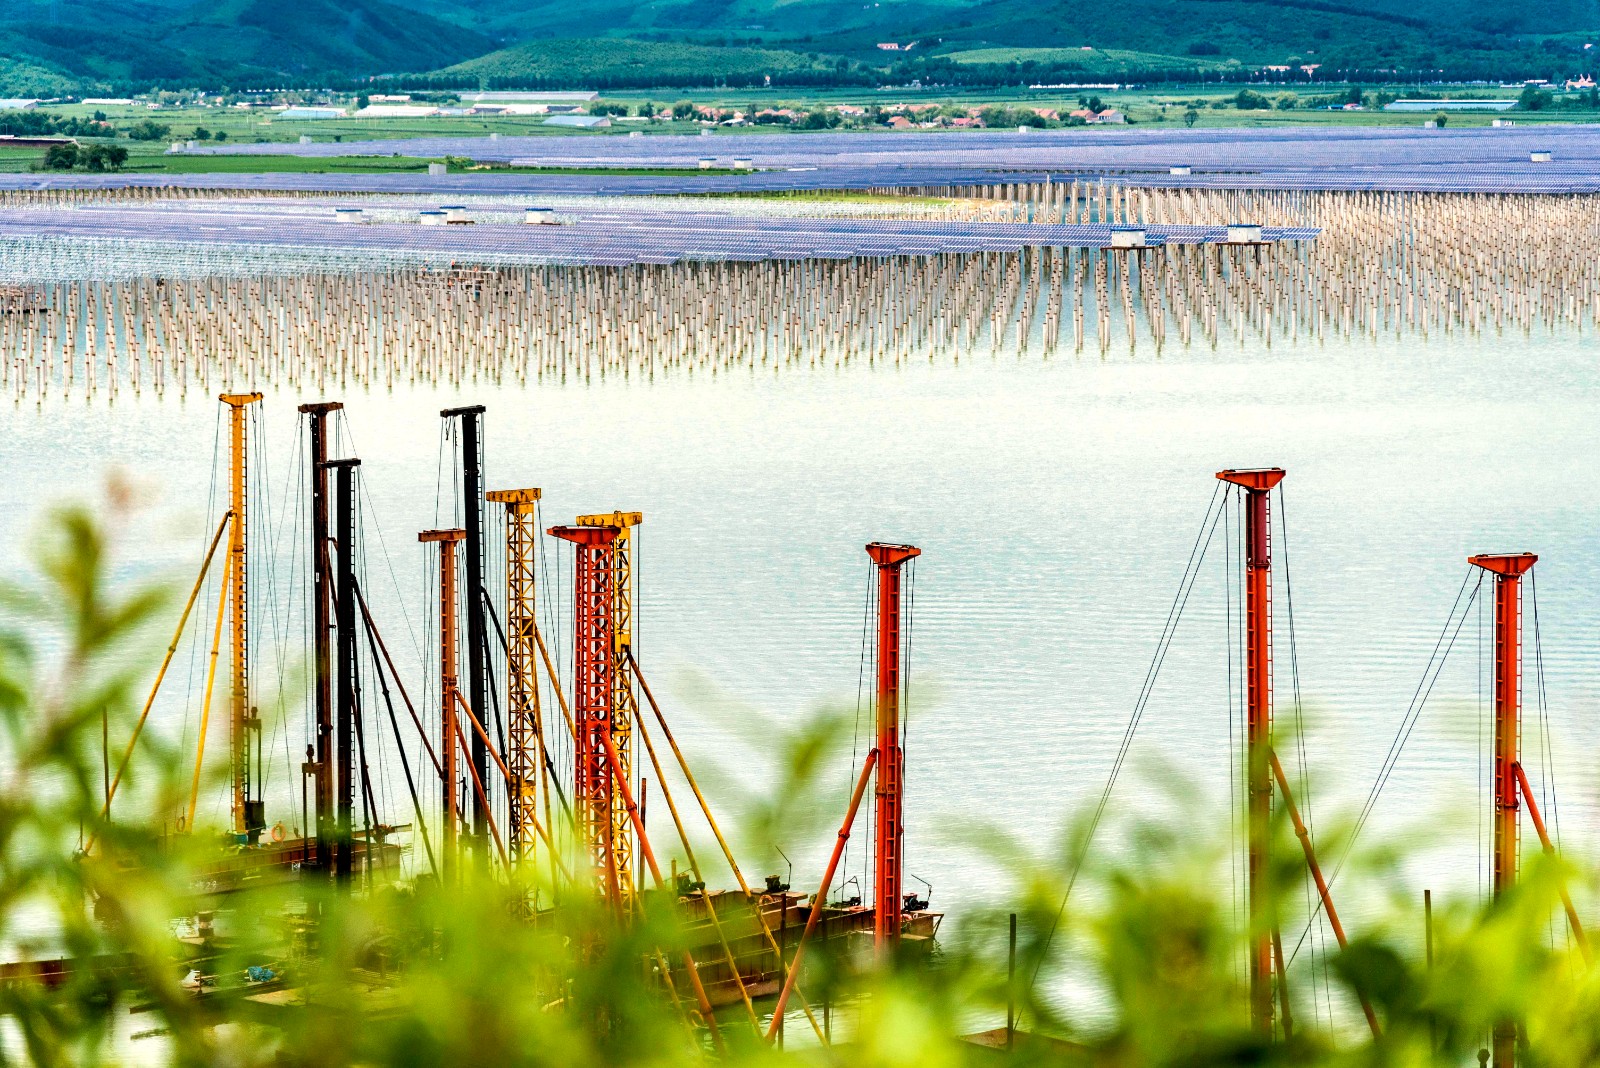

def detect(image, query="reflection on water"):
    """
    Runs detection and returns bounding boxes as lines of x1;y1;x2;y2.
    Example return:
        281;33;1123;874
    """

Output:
1;329;1597;940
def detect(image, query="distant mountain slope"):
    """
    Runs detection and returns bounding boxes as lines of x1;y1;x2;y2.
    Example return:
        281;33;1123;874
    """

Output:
0;0;1590;93
0;0;494;90
435;38;846;86
424;0;1597;53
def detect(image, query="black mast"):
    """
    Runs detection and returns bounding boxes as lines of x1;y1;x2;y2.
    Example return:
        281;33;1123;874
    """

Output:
327;457;361;889
441;405;488;858
299;401;341;871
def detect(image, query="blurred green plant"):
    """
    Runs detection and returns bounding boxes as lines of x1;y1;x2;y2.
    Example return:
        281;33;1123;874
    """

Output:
2;494;1599;1066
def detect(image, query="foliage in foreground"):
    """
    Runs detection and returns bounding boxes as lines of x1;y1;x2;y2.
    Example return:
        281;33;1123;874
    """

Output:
3;490;1600;1066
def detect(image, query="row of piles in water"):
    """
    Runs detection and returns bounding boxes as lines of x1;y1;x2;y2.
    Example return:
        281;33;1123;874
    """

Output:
2;185;1597;403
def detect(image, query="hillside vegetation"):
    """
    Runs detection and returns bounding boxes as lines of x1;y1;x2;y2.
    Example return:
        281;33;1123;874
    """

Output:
0;0;1592;92
436;39;847;87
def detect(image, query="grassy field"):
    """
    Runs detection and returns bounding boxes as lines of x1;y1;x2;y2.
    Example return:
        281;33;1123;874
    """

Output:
3;84;1594;178
941;46;1243;72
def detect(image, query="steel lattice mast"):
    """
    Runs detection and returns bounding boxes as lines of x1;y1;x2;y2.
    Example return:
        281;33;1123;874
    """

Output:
1217;467;1286;1036
549;522;623;906
220;392;264;841
578;510;643;907
487;488;545;866
1469;551;1537;1068
421;528;466;884
867;542;919;953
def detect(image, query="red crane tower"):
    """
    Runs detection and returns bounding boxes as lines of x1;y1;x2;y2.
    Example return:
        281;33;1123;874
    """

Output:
549;522;624;906
867;542;920;953
1470;552;1536;1068
1216;468;1285;1036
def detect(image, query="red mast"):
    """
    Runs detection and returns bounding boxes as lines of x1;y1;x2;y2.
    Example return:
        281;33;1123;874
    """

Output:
1217;468;1285;1036
550;524;621;906
866;542;920;953
1469;551;1535;1068
419;528;465;883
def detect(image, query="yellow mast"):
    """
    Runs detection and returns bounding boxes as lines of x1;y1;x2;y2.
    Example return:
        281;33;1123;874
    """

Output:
577;510;642;907
220;392;263;839
486;488;545;870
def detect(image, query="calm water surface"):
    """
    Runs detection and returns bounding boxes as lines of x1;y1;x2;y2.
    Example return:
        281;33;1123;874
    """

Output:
3;329;1598;948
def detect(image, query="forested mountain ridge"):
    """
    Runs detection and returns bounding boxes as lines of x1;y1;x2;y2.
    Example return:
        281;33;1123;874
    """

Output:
0;0;1592;94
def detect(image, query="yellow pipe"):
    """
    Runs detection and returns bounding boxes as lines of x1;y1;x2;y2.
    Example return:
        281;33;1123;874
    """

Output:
455;691;572;884
187;551;233;832
95;510;231;839
531;620;576;740
633;703;762;1033
630;649;827;1044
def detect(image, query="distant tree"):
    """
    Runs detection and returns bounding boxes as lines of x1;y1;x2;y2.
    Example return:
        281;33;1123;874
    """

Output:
1087;95;1104;113
1346;86;1365;105
126;119;171;141
192;126;212;140
214;130;228;142
639;100;656;118
1274;93;1298;110
43;142;78;170
1433;111;1448;127
1183;108;1199;127
1518;85;1552;111
671;100;696;120
1234;89;1271;109
82;144;127;171
92;110;107;122
357;94;370;110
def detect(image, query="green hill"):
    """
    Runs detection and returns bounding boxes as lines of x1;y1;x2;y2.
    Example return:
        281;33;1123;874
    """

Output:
0;0;495;91
436;38;846;86
0;0;1591;93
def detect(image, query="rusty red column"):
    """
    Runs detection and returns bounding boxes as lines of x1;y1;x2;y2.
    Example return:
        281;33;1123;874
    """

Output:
550;524;621;905
867;541;920;953
419;528;465;883
1217;468;1285;1036
1469;551;1536;1068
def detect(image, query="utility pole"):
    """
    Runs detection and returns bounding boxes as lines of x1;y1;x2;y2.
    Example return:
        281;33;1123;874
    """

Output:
1469;551;1536;1068
866;542;919;954
220;392;264;842
327;458;360;889
442;405;489;859
420;528;466;884
299;401;341;871
1217;468;1286;1037
549;522;620;906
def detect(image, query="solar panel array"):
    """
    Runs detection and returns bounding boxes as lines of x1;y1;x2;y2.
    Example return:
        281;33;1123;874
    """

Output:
129;124;1600;195
0;200;1313;279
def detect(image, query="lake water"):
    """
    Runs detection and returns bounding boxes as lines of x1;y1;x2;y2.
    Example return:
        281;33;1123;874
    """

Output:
2;327;1598;958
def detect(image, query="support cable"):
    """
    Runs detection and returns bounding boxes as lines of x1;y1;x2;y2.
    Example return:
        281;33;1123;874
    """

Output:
362;603;438;879
1023;482;1227;1009
1286;570;1481;965
92;510;230;845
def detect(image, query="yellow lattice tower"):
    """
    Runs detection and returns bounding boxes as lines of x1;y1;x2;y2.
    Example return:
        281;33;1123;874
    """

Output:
577;509;642;907
486;488;545;869
220;392;263;839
